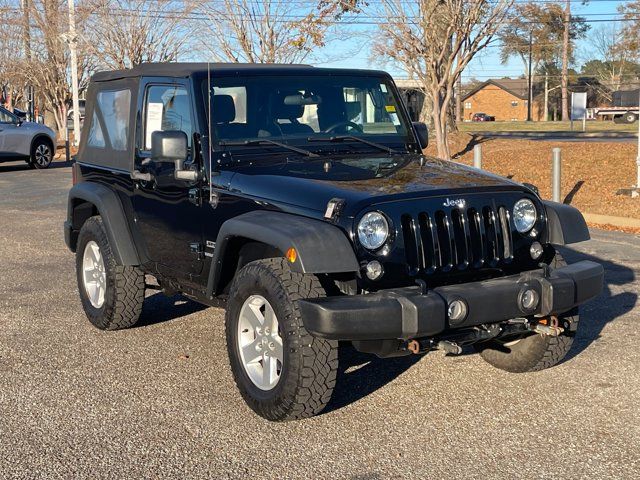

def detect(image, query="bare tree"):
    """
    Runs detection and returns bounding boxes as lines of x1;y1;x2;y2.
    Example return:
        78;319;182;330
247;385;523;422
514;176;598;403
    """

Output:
582;24;639;100
0;0;28;108
373;0;513;160
617;1;640;61
84;0;193;69
13;0;94;135
192;0;358;64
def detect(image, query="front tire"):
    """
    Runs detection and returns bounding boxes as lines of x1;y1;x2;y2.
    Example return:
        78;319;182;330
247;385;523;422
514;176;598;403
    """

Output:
225;258;338;421
30;138;54;169
76;216;145;330
475;252;579;373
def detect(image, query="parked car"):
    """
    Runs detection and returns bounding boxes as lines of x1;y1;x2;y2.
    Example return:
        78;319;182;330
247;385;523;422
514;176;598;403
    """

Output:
64;63;603;422
472;112;495;122
0;105;56;168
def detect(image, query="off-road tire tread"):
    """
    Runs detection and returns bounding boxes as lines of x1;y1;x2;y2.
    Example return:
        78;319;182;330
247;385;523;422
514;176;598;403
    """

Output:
76;216;144;330
477;252;579;373
226;258;338;421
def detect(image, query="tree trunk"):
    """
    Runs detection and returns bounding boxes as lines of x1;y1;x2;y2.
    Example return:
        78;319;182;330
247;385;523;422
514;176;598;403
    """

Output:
561;0;570;121
431;87;451;160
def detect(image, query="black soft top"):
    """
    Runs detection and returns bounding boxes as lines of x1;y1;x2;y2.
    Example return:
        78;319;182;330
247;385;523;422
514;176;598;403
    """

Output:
90;62;390;82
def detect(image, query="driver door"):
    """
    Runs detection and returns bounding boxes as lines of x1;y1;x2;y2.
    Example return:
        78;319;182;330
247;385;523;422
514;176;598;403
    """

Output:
0;107;18;155
132;80;204;281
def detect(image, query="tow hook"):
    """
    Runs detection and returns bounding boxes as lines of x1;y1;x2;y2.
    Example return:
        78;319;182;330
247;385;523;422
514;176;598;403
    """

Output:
531;316;564;336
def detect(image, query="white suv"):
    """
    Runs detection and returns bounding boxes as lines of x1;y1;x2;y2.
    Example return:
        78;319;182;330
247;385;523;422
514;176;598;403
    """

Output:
0;106;56;169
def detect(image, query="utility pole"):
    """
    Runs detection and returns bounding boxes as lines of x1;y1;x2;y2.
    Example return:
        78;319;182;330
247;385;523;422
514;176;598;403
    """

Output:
636;88;640;189
527;32;533;122
20;0;33;121
561;0;570;122
544;72;549;122
67;0;81;147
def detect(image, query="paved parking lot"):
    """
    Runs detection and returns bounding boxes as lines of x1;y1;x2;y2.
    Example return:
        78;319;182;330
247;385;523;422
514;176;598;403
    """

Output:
1;160;639;479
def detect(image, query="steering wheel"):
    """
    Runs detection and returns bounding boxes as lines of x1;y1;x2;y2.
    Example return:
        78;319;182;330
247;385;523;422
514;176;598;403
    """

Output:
324;121;364;134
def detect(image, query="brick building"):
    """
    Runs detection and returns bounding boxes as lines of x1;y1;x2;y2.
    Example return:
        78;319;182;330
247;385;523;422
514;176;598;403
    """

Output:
462;78;543;121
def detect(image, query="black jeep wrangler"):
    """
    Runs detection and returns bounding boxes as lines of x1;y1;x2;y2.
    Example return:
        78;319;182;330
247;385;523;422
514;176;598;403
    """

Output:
64;63;603;421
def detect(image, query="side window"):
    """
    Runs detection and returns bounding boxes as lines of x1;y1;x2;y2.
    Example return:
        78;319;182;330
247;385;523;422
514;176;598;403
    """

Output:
342;84;402;134
0;108;15;123
88;89;130;151
144;85;192;150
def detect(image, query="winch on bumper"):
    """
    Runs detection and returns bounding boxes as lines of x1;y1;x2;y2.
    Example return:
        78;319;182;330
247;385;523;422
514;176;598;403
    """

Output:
299;260;603;341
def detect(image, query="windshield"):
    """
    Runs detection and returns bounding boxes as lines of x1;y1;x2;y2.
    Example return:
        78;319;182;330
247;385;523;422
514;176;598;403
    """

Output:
204;75;412;150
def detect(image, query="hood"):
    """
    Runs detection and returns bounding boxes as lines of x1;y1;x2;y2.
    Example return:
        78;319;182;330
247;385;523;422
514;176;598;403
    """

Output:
225;154;527;217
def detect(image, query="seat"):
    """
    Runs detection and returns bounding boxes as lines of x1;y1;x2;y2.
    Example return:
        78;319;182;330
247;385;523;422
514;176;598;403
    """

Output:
212;94;248;140
270;95;315;136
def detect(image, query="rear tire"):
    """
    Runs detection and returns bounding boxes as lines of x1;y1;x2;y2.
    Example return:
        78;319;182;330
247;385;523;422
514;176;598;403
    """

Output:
76;216;145;330
624;112;638;124
225;258;338;421
475;252;579;373
30;138;54;169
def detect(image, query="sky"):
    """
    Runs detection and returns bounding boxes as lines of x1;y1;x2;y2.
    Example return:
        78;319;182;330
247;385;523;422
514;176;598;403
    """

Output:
321;0;630;81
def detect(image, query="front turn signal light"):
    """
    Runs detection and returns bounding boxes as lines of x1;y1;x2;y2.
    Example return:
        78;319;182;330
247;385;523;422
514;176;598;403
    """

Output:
286;248;297;264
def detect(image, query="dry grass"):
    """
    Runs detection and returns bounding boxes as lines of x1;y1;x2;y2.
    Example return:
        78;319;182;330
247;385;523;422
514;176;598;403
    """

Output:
426;133;640;220
458;120;638;133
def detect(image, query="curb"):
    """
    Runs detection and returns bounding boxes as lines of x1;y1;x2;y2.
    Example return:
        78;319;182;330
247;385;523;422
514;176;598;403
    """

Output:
584;213;640;228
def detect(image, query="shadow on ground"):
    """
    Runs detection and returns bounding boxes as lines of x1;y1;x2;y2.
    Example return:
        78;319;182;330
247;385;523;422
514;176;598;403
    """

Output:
135;292;209;328
0;160;72;173
324;245;636;413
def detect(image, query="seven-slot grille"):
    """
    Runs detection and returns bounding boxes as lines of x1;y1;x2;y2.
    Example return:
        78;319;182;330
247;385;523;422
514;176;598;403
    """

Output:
400;204;513;275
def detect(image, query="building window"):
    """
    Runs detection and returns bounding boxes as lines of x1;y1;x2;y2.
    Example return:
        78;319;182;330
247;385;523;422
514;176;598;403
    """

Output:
511;100;518;107
464;102;471;109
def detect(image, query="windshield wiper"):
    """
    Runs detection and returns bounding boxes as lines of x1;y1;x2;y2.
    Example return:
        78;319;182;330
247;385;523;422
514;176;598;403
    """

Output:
309;135;398;154
219;139;318;157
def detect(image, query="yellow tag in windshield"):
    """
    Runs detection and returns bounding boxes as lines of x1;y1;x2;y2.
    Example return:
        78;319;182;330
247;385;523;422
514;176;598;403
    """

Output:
385;105;396;113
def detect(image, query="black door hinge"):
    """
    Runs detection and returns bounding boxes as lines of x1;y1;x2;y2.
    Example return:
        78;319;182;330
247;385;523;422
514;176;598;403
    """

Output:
190;242;204;260
188;188;201;206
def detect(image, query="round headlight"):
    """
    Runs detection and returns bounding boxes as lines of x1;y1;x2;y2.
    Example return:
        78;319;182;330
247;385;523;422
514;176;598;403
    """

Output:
357;212;389;250
513;199;537;233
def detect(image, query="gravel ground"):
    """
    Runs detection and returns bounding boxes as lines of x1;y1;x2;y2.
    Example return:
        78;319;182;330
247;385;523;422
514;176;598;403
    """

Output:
1;160;639;479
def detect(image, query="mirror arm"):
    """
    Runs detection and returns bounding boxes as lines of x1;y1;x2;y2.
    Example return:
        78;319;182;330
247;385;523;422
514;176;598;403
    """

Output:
131;169;152;181
173;159;199;182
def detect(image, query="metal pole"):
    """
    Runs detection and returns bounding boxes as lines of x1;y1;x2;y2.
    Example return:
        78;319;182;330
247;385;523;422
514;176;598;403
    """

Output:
68;0;81;147
473;144;482;169
552;148;562;202
636;88;640;188
527;31;533;122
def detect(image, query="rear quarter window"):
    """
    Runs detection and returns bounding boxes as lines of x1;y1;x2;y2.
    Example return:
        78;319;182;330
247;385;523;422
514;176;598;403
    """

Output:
87;89;131;151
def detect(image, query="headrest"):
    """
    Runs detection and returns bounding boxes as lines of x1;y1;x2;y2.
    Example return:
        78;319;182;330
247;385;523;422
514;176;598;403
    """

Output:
213;95;236;123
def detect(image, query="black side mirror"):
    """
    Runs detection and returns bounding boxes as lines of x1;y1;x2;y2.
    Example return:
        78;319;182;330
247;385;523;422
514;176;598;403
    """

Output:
150;130;198;181
412;122;428;150
151;130;188;164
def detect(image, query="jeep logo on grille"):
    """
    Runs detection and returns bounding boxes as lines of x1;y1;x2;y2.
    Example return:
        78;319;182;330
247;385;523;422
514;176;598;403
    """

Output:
443;198;466;208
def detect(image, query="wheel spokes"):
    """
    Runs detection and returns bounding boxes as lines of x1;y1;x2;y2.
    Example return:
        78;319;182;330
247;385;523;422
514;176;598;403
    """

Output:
241;338;262;365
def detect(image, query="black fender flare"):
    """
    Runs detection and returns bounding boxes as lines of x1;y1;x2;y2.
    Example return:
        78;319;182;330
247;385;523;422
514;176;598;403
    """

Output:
65;183;140;265
542;200;590;245
206;210;359;297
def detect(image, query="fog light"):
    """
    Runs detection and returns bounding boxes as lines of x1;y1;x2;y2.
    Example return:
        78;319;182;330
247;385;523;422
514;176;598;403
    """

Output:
519;288;539;312
447;300;468;324
530;241;543;259
365;260;383;280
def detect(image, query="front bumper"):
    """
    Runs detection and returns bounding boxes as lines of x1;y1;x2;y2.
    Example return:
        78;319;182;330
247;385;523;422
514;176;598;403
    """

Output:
299;260;603;341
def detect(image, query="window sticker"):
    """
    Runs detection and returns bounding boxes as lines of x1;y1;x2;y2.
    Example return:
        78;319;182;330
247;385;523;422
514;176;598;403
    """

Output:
145;102;164;149
389;112;401;126
380;83;388;93
385;105;396;113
